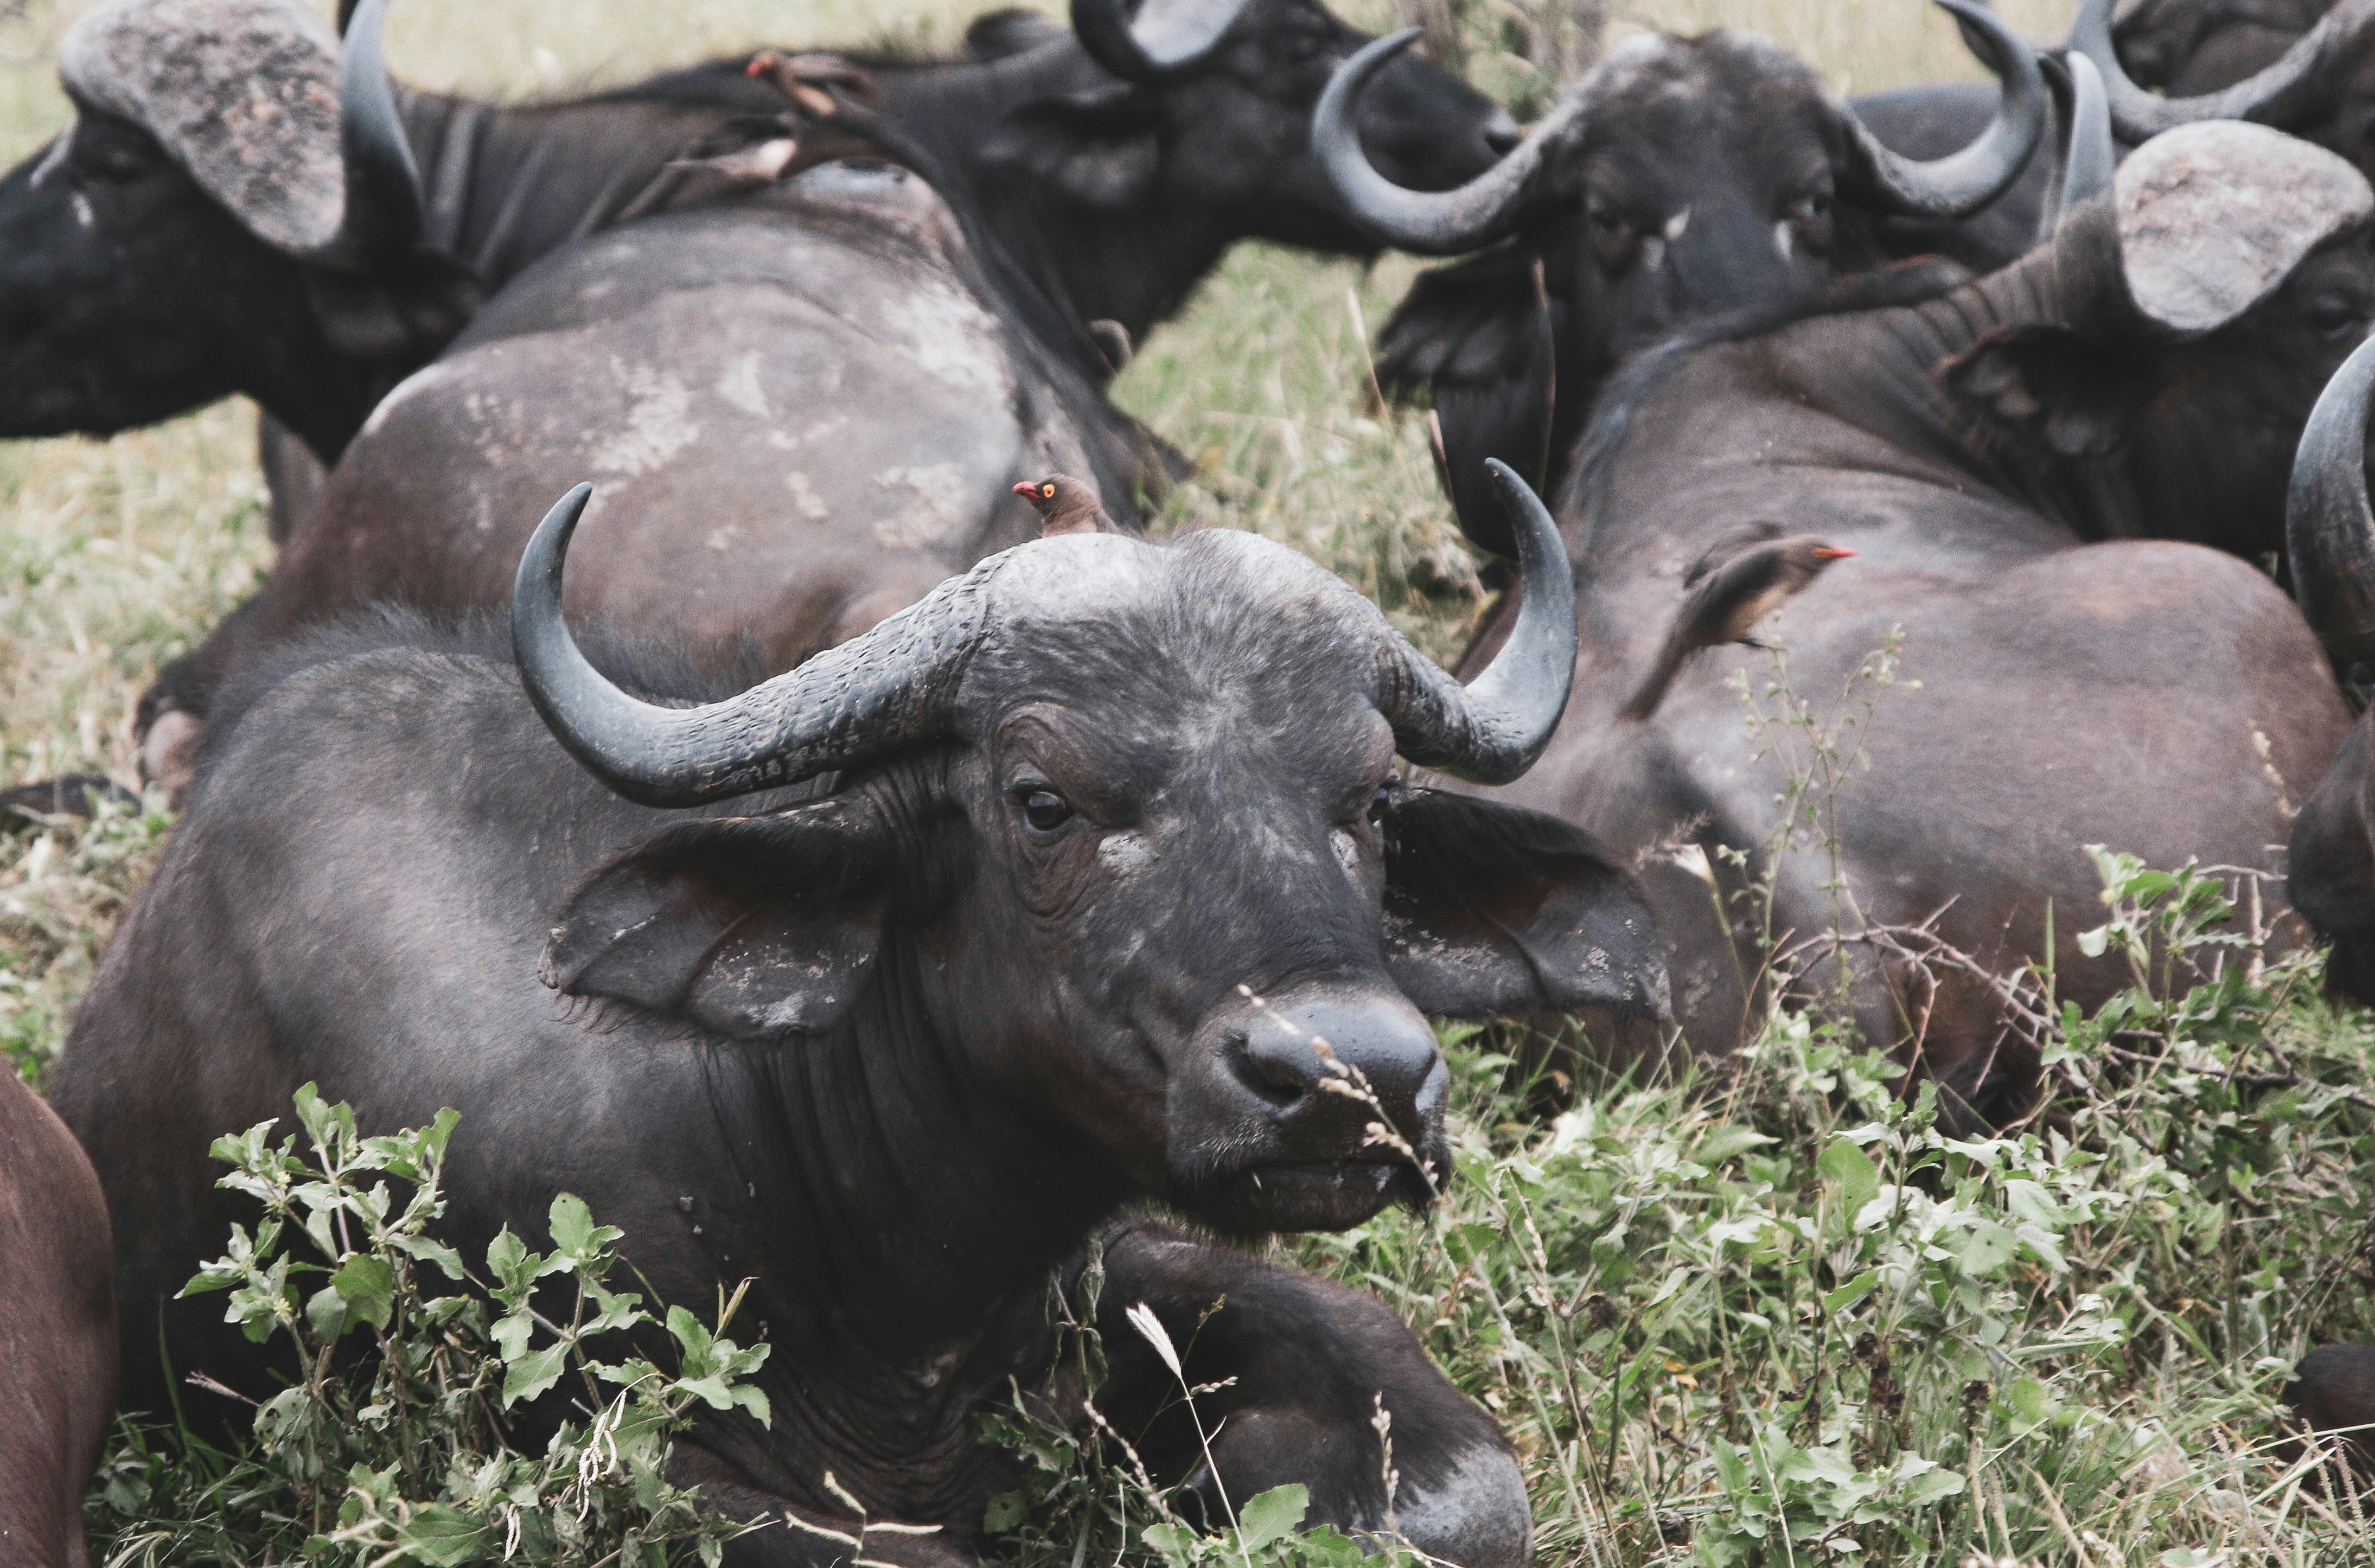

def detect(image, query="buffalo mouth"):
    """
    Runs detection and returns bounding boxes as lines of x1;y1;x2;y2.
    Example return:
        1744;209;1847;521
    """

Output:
1186;1156;1437;1235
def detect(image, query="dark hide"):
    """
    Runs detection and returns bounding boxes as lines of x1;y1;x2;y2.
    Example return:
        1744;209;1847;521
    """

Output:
2284;1342;2375;1471
2289;706;2375;1002
2114;0;2340;95
1372;24;2014;556
0;1071;117;1568
1458;172;2373;1122
53;533;1663;1565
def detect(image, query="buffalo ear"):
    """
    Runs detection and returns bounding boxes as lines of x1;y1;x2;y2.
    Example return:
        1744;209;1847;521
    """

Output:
544;801;893;1041
1939;325;2147;463
306;250;482;363
980;86;1160;213
1378;788;1668;1020
1376;242;1559;561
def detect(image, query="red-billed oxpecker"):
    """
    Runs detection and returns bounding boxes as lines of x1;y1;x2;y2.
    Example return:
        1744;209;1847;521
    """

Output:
1013;473;1122;537
1619;529;1855;721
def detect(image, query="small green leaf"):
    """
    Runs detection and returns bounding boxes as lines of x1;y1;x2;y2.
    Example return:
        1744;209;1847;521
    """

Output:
330;1253;395;1331
1821;1269;1880;1314
394;1504;495;1567
983;1492;1026;1534
1817;1136;1881;1214
1235;1483;1308;1550
502;1342;568;1407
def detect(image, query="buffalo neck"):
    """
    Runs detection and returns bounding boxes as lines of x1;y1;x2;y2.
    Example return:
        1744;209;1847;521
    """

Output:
395;88;758;297
1760;239;2145;541
870;44;1236;363
696;940;1127;1354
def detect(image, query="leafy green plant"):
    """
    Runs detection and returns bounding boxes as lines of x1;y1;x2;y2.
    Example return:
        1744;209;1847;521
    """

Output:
90;1086;768;1568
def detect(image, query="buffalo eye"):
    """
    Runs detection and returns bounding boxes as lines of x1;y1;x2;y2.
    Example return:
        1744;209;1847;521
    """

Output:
1020;789;1073;833
74;139;155;185
1786;190;1830;225
1367;784;1392;830
2306;295;2372;338
1584;199;1635;266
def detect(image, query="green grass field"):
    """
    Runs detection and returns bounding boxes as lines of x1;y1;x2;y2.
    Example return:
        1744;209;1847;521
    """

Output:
14;1;2375;1563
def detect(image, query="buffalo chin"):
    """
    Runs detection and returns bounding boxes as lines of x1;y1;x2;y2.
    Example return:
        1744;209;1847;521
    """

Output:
1185;1159;1433;1236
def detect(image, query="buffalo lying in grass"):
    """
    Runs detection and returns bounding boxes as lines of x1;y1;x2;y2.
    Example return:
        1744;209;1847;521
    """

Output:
50;466;1665;1566
1314;0;2046;555
1458;121;2374;1123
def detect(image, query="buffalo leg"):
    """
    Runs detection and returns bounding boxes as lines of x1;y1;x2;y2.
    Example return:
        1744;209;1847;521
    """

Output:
1088;1220;1529;1568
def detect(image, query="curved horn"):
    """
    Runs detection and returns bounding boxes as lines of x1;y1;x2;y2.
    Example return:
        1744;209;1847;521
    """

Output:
513;485;1001;807
2068;0;2375;140
1072;0;1246;81
2036;51;2115;240
299;0;423;266
1376;460;1575;782
1840;0;2049;217
1313;30;1578;255
2289;333;2375;659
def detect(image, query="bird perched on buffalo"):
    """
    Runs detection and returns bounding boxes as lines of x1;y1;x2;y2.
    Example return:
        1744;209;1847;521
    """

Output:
1013;473;1122;537
1620;526;1856;721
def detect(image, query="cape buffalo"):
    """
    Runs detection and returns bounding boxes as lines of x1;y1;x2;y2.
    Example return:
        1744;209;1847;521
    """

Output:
2070;0;2375;185
0;0;1510;479
2277;331;2375;1001
1311;0;2047;556
1464;121;2373;1123
0;1071;117;1568
49;466;1665;1566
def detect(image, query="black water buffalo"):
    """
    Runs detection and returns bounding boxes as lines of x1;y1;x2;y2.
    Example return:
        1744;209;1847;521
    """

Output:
2278;331;2375;1001
0;1071;117;1568
1458;121;2373;1123
50;468;1665;1566
1;0;1509;479
1310;0;2046;556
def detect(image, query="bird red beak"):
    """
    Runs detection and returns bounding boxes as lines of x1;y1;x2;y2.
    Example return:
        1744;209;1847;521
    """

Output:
1812;546;1856;560
1011;481;1038;498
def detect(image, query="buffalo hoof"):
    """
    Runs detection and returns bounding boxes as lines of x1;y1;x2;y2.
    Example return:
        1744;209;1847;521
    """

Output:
2287;1343;2375;1470
0;774;142;826
139;709;203;809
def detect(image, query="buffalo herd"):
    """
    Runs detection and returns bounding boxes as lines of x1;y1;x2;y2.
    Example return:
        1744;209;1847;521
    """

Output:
14;0;2375;1560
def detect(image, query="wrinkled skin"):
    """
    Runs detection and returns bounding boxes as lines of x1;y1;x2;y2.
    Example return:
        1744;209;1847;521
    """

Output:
1375;28;1999;557
52;530;1667;1566
0;1071;116;1568
1455;202;2373;1123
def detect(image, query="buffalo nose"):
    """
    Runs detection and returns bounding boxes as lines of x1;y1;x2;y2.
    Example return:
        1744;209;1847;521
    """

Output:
1482;110;1522;157
1238;990;1446;1129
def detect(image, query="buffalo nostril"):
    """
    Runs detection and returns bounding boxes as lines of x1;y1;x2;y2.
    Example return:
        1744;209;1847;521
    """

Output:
1240;993;1442;1121
1230;1031;1311;1108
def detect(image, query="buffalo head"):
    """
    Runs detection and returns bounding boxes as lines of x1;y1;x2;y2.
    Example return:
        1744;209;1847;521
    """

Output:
0;0;472;458
2108;0;2339;95
968;0;1517;259
512;469;1664;1234
1939;120;2375;557
2071;0;2375;184
1323;0;2043;554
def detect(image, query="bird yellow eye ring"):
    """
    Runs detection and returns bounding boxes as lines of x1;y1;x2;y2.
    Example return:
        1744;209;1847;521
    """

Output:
1041;483;1056;497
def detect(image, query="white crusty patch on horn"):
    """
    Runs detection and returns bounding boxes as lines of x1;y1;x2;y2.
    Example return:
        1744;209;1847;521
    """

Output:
2115;120;2373;335
58;0;346;255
